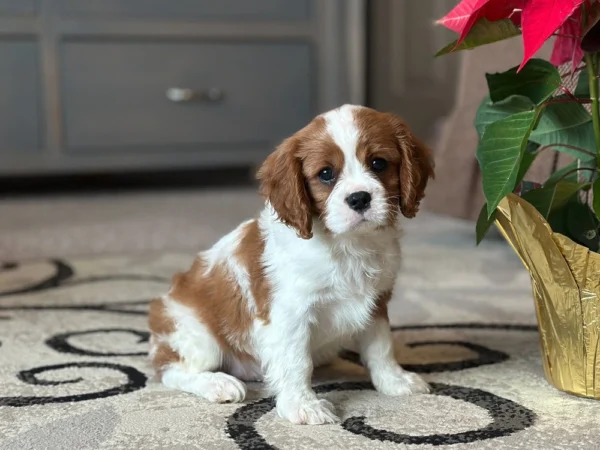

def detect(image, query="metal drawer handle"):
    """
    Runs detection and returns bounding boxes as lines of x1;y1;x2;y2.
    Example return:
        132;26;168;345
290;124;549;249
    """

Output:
166;87;224;103
166;87;194;102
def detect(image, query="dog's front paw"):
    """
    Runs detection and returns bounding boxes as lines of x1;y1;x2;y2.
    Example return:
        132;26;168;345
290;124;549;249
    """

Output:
277;396;340;425
372;368;430;396
203;373;247;403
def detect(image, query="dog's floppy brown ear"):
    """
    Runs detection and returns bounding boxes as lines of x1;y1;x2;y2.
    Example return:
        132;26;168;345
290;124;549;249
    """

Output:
390;116;435;218
257;137;313;239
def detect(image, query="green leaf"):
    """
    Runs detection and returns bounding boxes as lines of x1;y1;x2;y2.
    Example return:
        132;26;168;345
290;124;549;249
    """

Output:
532;102;591;134
522;181;587;218
580;158;598;183
477;110;537;217
476;143;538;243
436;19;521;57
575;70;589;98
529;102;595;156
516;142;539;182
475;204;497;245
486;59;561;104
474;95;535;139
547;202;570;236
547;199;600;252
545;158;597;186
593;178;600;221
566;201;600;252
531;122;596;157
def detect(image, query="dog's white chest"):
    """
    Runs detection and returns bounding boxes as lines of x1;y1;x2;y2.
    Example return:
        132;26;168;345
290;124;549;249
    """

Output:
322;235;400;296
264;224;401;342
310;240;400;337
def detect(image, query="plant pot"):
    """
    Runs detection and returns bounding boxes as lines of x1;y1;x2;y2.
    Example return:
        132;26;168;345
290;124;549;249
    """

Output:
495;194;600;399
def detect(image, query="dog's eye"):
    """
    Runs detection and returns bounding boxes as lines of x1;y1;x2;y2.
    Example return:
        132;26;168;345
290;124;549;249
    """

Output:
318;167;335;184
371;158;388;173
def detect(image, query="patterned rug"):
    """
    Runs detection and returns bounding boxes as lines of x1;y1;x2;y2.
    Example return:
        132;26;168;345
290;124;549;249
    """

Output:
1;238;599;449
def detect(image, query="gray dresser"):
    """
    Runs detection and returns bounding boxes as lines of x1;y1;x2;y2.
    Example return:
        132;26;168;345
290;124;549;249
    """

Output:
0;0;362;176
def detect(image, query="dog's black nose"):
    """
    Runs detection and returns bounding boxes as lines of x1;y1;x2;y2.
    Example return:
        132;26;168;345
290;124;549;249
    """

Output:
346;191;372;212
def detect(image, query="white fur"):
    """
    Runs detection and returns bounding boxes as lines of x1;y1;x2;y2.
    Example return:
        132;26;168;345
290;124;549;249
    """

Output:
152;105;429;424
162;367;247;403
322;104;390;234
162;296;223;371
359;317;430;396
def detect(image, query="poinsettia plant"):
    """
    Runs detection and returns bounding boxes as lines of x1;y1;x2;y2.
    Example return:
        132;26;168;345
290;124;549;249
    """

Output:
437;0;600;251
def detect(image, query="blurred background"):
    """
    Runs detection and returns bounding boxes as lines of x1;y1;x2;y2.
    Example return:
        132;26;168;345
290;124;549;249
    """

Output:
0;0;542;259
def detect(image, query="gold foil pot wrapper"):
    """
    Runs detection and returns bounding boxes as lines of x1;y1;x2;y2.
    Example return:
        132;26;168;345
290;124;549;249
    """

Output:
495;194;600;399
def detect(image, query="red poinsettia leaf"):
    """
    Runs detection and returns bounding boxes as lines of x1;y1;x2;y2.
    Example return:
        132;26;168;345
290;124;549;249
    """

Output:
436;0;493;34
484;0;525;21
551;36;585;71
519;0;585;72
438;0;523;49
550;12;584;70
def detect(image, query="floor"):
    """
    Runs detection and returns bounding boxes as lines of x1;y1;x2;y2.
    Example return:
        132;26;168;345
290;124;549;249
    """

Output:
0;186;263;260
0;186;495;261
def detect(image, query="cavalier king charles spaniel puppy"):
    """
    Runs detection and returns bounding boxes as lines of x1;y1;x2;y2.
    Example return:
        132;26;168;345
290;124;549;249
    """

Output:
149;104;435;425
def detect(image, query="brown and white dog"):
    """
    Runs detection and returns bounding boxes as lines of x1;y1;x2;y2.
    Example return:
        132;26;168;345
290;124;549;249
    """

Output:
148;105;435;425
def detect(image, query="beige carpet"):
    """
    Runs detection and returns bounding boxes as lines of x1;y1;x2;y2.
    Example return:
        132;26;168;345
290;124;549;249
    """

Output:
0;189;599;449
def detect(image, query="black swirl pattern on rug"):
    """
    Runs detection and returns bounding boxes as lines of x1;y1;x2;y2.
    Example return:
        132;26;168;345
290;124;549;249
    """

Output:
0;259;168;300
342;383;536;445
0;260;168;319
339;340;509;373
0;299;151;317
226;382;536;449
393;324;538;332
45;328;150;357
0;362;147;407
0;259;73;297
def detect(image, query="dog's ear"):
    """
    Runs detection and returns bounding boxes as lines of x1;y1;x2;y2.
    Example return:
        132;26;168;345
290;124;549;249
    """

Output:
257;137;313;239
389;116;435;218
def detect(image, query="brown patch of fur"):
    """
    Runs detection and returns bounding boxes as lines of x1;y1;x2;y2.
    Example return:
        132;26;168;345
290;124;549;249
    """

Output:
257;135;314;240
169;258;253;358
235;220;272;324
148;298;175;336
373;290;392;321
152;343;180;377
148;299;179;377
354;107;435;219
257;117;344;238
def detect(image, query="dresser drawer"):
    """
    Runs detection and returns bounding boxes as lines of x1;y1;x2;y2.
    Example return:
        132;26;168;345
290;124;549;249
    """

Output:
0;40;42;154
61;42;312;152
54;0;310;21
0;0;36;15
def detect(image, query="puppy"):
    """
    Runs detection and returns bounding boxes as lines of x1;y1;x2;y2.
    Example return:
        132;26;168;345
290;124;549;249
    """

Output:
148;105;435;425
